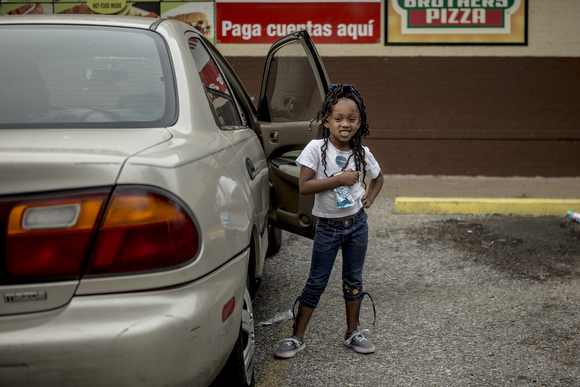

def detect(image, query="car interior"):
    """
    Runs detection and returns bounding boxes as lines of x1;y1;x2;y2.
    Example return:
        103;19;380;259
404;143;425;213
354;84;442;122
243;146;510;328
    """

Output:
256;38;328;238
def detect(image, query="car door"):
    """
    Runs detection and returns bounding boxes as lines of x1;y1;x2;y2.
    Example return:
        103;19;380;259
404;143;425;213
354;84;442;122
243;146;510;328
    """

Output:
188;32;271;254
256;30;330;239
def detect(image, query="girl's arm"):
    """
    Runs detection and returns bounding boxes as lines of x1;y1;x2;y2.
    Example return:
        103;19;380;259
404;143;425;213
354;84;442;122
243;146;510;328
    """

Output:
299;166;359;195
361;172;384;209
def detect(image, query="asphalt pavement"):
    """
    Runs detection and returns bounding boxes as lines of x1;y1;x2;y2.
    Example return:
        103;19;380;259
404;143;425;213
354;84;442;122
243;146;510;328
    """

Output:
252;175;580;387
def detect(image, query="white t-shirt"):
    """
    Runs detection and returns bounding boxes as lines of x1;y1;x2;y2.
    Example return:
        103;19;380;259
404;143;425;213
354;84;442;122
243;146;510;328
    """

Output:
295;139;381;218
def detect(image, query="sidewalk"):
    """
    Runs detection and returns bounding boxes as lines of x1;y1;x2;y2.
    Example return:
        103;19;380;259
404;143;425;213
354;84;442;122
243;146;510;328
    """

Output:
379;175;580;215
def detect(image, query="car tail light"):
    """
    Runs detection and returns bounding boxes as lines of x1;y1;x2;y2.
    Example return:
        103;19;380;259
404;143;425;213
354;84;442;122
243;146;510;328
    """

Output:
5;193;108;279
85;189;199;275
3;187;199;283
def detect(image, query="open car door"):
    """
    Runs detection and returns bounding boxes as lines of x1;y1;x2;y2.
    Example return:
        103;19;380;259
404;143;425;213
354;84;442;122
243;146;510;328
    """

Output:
256;30;330;239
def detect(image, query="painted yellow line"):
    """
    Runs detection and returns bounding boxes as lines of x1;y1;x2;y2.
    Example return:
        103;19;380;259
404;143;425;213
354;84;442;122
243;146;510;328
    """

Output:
256;321;294;387
395;197;580;215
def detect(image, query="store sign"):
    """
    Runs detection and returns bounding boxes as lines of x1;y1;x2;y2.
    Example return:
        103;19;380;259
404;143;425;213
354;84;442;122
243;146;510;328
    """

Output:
216;0;380;44
387;0;527;44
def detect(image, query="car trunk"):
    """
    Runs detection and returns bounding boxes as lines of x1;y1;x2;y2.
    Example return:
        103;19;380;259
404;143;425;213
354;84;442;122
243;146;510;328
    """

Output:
0;128;171;316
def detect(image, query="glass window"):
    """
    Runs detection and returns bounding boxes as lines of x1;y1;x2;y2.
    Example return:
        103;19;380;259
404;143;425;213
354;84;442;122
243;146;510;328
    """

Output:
188;37;243;129
0;25;176;129
264;41;323;123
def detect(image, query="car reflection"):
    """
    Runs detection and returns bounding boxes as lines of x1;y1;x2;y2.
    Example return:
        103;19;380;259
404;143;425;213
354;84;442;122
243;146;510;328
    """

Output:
199;163;250;241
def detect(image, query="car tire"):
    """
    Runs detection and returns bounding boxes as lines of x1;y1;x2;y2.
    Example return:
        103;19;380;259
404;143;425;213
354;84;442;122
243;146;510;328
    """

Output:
266;225;282;257
211;278;255;387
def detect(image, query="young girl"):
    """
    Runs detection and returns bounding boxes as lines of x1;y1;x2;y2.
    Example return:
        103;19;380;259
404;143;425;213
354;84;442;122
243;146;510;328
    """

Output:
275;83;384;358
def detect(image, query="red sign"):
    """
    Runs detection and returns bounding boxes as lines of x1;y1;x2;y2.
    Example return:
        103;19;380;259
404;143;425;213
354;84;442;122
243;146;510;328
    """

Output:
216;0;380;44
408;9;503;26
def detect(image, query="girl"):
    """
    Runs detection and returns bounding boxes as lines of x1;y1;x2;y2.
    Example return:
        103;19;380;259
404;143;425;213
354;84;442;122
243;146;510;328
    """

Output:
275;83;384;358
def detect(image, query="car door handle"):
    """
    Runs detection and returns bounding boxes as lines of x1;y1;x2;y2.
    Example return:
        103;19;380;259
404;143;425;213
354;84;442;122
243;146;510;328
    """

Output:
269;131;279;143
245;157;257;180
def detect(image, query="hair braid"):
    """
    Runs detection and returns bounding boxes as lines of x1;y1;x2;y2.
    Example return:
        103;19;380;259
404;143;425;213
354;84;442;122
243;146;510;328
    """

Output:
317;83;370;188
321;126;330;178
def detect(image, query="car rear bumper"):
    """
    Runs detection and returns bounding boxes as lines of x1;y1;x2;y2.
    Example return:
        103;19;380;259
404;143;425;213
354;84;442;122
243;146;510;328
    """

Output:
0;248;249;387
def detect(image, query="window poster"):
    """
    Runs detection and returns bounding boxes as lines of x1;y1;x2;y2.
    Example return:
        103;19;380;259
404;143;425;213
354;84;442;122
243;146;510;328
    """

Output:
0;0;212;42
1;0;380;45
386;0;527;45
1;2;53;15
216;0;381;44
161;1;215;42
52;2;159;17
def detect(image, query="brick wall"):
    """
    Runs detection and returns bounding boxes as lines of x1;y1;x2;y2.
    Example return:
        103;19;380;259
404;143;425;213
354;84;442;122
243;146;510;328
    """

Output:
226;56;580;177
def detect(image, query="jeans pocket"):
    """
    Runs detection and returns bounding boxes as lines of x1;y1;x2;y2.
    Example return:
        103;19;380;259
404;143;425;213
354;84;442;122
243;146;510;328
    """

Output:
351;220;369;247
313;223;337;253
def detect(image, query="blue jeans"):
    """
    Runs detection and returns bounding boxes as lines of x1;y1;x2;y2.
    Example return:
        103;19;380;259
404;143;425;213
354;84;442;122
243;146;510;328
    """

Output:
299;209;368;309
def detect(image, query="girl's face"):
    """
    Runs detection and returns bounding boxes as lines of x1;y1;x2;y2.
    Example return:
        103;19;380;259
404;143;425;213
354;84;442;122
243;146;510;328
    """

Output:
325;98;361;151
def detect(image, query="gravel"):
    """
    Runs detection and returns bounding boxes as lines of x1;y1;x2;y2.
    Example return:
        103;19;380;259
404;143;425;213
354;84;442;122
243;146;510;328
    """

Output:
252;197;580;387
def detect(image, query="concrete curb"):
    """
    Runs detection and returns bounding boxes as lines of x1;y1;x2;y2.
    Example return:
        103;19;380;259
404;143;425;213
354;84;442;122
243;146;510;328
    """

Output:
394;197;580;216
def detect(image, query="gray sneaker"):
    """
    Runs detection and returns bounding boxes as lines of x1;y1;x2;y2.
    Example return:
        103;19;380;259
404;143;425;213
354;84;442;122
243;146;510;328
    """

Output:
344;329;375;354
275;336;305;358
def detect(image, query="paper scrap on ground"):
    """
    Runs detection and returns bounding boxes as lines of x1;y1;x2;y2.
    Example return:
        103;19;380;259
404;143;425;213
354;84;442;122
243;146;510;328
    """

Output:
258;310;293;326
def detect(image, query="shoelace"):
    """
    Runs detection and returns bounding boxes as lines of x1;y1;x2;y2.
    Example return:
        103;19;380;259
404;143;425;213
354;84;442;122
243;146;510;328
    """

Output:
358;292;377;326
291;297;301;335
345;329;370;345
277;337;303;349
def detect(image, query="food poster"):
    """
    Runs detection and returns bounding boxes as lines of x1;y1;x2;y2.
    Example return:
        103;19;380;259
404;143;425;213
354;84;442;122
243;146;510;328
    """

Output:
0;0;214;26
54;1;159;17
1;3;53;15
0;0;215;42
161;1;214;42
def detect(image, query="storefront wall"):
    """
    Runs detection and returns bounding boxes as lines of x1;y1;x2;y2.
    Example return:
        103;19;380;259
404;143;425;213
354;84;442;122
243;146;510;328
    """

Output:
221;0;580;177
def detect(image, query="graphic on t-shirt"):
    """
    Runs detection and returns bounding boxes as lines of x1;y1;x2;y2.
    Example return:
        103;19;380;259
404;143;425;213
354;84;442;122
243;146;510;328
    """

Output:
335;155;348;169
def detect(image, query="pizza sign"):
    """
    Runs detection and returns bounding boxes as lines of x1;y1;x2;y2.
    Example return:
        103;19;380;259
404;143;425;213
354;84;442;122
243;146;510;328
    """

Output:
387;0;527;44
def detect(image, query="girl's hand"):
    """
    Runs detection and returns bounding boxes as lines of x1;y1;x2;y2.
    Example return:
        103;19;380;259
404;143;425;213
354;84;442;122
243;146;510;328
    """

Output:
362;173;384;209
361;194;373;209
337;169;359;186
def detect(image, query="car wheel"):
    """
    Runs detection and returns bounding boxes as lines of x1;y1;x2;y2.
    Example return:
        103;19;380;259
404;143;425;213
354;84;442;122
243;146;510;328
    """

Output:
211;278;255;387
266;225;282;257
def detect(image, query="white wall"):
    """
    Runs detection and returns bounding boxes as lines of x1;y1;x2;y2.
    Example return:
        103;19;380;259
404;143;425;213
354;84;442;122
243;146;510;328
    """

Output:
218;0;580;57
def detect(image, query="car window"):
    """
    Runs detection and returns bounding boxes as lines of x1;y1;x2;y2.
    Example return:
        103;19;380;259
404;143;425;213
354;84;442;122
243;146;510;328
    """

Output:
0;25;176;129
188;37;244;129
205;42;256;130
263;41;323;123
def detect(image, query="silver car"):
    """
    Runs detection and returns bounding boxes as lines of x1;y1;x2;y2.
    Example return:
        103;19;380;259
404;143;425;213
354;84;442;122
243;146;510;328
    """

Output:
0;15;329;387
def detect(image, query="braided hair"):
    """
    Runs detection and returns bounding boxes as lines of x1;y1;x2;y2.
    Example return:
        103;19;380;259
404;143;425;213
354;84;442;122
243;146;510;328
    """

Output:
317;83;370;188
